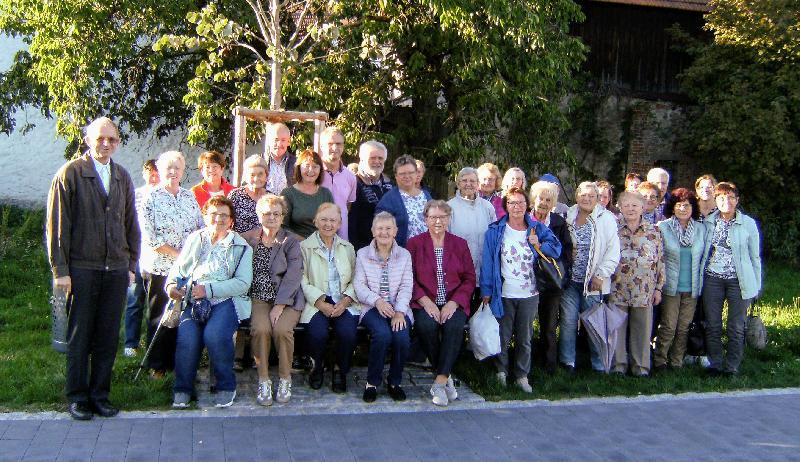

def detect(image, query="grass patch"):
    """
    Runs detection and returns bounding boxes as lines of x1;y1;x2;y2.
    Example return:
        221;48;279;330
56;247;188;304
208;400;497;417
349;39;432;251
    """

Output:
0;204;798;410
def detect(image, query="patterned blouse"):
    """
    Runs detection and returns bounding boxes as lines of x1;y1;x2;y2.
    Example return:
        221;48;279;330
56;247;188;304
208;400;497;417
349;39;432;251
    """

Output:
228;187;268;234
317;233;343;303
500;226;538;298
401;190;428;240
571;222;592;283
434;247;446;306
139;186;204;275
611;219;666;308
250;242;277;302
706;218;737;279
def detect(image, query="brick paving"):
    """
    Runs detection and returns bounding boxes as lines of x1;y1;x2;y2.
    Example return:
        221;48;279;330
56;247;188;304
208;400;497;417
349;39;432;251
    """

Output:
1;388;799;461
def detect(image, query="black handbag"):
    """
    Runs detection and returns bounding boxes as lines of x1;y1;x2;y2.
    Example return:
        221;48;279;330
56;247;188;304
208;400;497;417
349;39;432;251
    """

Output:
686;320;706;357
533;245;565;292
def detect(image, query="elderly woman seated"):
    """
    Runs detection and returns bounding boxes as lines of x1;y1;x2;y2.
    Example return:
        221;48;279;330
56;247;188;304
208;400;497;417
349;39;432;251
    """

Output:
241;194;304;406
167;196;253;408
407;200;476;406
300;202;360;393
354;212;414;402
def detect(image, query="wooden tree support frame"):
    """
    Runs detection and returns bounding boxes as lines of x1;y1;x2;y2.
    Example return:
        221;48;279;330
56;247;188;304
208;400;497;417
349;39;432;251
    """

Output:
231;106;329;186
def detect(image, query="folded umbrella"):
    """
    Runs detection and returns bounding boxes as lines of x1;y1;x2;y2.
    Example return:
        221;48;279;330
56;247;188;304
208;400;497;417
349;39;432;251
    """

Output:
134;276;189;381
579;300;627;373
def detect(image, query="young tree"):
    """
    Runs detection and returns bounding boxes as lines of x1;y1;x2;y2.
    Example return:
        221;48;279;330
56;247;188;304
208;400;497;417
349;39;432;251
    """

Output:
678;0;800;263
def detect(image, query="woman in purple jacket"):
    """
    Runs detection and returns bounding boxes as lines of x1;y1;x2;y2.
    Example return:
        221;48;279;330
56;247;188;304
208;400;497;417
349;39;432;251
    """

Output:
354;212;414;402
407;200;476;407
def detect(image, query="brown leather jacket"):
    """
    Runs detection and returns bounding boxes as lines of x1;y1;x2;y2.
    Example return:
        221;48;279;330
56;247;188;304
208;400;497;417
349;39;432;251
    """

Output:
46;153;141;278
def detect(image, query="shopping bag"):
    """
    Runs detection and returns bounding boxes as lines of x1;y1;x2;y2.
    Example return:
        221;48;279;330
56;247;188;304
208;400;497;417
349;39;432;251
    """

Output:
469;302;501;360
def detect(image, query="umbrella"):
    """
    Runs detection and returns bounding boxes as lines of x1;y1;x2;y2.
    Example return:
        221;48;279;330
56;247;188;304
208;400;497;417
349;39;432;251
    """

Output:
134;276;189;380
579;300;627;373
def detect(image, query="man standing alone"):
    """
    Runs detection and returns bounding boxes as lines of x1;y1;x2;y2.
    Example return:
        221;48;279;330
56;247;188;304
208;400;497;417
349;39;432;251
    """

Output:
47;117;140;420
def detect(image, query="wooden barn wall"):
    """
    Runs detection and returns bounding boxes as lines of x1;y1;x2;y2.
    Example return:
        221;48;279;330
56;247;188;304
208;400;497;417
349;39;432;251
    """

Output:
573;2;707;100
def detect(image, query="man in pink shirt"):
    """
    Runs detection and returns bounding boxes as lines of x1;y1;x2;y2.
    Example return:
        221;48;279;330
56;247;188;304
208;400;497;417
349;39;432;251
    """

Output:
320;126;357;240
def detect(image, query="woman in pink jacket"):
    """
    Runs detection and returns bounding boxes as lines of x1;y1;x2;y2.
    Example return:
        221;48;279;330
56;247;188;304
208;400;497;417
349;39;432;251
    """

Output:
354;212;414;402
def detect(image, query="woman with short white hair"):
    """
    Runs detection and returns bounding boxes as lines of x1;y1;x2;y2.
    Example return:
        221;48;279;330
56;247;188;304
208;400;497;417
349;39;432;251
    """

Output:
501;167;527;196
228;154;270;234
139;150;204;378
448;167;497;312
354;212;414;402
559;181;620;373
477;162;504;218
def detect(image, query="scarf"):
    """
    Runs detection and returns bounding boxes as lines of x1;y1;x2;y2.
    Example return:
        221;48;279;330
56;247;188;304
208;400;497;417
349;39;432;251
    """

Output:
670;217;696;247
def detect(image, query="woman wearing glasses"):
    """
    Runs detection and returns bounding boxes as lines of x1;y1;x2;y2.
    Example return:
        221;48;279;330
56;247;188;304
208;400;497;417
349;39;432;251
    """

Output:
407;200;476;406
376;155;433;247
241;194;304;405
481;187;561;392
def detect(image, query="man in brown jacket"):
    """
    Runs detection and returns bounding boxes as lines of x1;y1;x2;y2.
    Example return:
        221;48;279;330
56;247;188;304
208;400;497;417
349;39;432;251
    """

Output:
46;117;141;420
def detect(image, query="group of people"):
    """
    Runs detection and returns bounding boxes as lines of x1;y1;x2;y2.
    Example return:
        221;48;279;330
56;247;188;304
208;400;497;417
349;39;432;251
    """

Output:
46;116;762;421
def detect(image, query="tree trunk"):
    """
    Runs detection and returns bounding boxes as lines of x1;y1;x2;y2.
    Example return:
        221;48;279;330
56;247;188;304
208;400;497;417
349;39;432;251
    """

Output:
270;0;282;110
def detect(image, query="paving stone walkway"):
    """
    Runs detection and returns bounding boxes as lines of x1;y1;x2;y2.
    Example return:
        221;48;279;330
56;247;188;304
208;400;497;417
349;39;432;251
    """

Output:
1;389;799;461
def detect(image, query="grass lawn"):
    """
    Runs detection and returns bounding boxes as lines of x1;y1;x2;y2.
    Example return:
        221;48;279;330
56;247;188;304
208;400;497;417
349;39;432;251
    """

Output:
1;205;798;411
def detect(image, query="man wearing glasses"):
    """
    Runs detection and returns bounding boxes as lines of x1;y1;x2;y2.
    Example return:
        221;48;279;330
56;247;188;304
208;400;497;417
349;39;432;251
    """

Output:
47;117;140;420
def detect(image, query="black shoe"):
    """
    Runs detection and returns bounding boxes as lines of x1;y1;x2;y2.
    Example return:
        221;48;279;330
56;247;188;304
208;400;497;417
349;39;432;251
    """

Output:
387;385;406;402
308;366;324;390
233;359;244;373
561;364;576;375
68;402;93;421
362;386;378;403
707;368;722;377
331;370;347;393
91;400;120;418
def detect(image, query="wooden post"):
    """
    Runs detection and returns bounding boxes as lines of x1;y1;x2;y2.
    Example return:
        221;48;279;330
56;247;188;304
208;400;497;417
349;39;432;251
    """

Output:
231;107;329;176
232;114;247;186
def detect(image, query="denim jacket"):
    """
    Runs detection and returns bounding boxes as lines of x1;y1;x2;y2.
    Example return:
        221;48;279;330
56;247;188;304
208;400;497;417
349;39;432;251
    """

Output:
701;210;762;300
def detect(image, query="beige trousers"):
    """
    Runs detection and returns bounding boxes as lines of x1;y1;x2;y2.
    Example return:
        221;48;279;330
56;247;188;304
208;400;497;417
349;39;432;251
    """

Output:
613;306;653;376
251;299;301;380
653;293;697;368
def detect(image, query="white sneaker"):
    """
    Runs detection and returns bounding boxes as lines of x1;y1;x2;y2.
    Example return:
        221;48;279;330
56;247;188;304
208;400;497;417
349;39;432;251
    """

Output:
699;356;711;368
123;347;137;357
431;384;448;407
215;390;236;408
256;380;273;406
445;376;458;401
515;377;533;393
496;371;507;386
276;378;292;403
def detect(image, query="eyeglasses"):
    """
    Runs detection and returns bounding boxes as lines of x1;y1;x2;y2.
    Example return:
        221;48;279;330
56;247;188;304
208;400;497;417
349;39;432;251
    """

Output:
642;194;659;200
209;212;230;220
96;136;120;145
426;215;450;222
260;211;283;218
396;171;417;177
506;201;526;207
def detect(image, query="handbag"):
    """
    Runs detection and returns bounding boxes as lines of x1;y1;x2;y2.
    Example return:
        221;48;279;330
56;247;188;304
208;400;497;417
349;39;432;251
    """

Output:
746;300;767;350
189;245;247;324
686;320;706;356
468;302;501;360
533;245;565;292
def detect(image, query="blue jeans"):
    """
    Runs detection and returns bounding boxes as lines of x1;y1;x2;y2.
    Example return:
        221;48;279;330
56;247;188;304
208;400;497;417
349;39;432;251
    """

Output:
360;309;410;387
124;270;145;348
305;309;358;373
558;280;603;370
174;299;240;394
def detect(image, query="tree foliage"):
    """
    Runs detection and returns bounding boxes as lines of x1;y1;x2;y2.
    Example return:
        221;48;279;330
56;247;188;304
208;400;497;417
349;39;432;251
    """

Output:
677;0;800;263
1;0;586;174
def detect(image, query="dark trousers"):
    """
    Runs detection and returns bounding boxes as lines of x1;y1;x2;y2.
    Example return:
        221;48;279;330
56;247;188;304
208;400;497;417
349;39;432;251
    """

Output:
413;308;467;377
361;309;410;386
495;296;539;379
66;267;128;404
703;275;750;373
306;309;358;373
142;272;176;371
536;289;560;369
124;270;145;348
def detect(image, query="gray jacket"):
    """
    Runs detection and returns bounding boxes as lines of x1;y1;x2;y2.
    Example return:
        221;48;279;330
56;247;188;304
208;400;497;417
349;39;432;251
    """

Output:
241;227;305;311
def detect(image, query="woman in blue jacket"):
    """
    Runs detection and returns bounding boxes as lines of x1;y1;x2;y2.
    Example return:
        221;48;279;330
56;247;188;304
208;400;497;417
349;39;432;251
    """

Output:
701;182;761;376
480;188;561;393
375;155;433;247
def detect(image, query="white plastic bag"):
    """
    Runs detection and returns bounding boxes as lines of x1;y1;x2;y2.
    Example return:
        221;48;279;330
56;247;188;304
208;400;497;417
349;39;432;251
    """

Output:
469;302;501;360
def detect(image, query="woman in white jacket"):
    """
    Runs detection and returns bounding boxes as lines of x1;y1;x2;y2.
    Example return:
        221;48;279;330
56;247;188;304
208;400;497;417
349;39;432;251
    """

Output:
558;182;621;373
